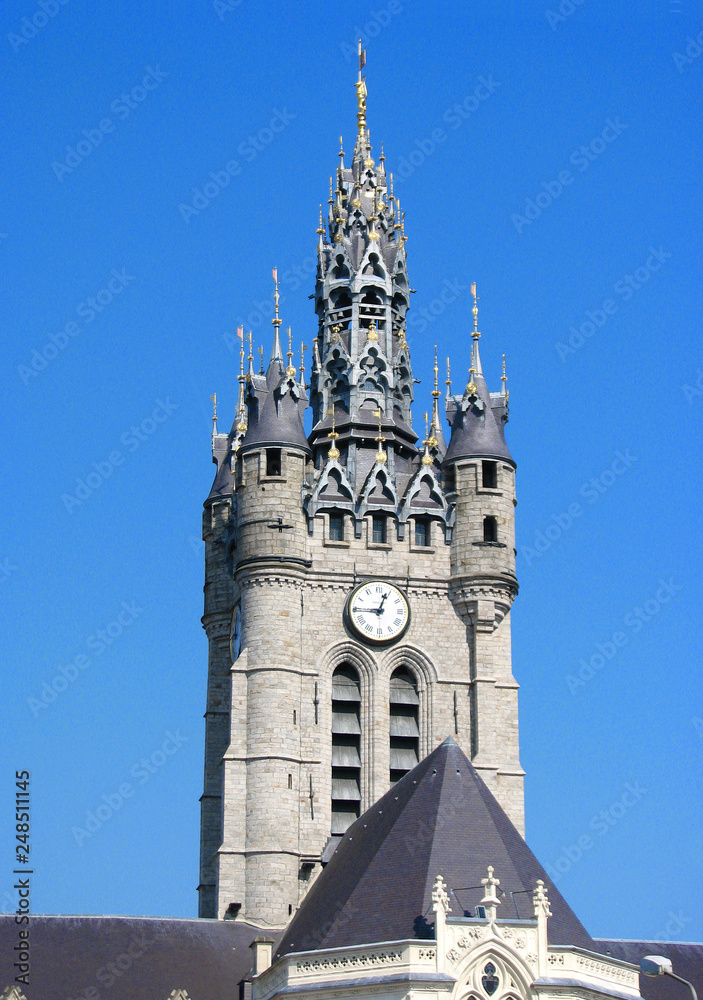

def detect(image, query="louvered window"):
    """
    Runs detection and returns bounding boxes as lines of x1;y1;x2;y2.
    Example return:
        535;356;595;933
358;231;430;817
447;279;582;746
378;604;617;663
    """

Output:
389;668;419;785
331;665;361;834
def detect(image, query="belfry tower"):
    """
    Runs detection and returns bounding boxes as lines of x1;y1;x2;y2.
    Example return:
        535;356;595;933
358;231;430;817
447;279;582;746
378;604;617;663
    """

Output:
198;55;522;927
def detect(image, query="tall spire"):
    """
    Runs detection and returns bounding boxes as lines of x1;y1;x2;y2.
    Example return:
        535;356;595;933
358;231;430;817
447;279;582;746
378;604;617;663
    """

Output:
308;53;416;486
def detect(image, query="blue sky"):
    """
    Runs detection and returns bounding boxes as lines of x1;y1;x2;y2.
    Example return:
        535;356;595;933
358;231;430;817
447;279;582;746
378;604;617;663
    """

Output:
2;0;702;944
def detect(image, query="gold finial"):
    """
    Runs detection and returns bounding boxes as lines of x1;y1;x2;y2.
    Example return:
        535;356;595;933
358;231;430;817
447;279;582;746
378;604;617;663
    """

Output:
421;411;433;465
389;172;395;203
379;142;385;165
317;204;325;236
286;326;296;377
366;320;378;342
471;281;480;339
239;337;245;379
428;346;440;449
339;135;345;161
502;352;509;403
355;40;367;137
210;393;217;428
373;407;387;463
272;267;282;329
300;342;307;378
328;177;334;204
401;210;407;242
326;405;340;460
446;357;452;393
258;344;264;373
331;322;342;344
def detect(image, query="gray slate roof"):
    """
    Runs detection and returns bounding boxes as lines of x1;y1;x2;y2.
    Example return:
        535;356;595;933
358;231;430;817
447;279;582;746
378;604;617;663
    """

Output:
593;941;703;999
444;374;513;465
0;914;272;1000
275;737;593;958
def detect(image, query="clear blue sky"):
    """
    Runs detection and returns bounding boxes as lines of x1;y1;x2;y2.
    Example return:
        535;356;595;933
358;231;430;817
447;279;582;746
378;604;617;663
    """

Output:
2;0;702;944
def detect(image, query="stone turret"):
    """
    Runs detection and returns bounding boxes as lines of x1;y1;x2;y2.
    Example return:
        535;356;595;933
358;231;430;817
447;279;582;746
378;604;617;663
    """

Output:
444;285;523;827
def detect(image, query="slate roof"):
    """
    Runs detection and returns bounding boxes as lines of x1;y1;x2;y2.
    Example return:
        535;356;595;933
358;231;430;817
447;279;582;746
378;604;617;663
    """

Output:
593;941;703;999
275;737;594;958
444;374;513;465
0;914;274;1000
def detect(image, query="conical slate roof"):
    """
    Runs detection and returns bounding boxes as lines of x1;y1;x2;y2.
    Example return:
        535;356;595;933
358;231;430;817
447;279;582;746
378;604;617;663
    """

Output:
275;738;593;958
444;374;513;465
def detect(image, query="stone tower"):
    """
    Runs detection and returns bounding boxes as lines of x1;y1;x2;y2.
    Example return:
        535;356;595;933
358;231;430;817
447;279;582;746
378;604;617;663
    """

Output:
198;60;522;927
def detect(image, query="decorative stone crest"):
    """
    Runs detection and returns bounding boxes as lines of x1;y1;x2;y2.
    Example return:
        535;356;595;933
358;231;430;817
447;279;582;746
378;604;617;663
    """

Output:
480;865;501;922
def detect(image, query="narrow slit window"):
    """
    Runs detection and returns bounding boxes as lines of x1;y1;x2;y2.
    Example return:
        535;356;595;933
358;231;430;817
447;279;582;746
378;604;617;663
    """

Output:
414;519;429;546
482;460;497;489
329;513;344;541
483;515;498;542
266;448;281;476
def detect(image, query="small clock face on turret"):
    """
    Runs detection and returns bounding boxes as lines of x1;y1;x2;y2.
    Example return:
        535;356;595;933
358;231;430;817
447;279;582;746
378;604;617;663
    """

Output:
345;581;410;645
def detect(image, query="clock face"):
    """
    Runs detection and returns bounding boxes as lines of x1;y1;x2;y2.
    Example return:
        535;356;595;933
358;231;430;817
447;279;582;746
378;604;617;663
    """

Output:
230;604;242;662
345;581;410;645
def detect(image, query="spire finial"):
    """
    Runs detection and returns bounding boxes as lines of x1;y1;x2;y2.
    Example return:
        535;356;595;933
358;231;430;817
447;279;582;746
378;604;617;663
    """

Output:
210;393;218;436
502;353;509;403
236;334;248;433
270;268;283;362
339;135;345;162
471;281;480;339
467;339;478;396
286;326;296;377
326;405;340;460
355;41;367;138
247;330;254;380
379;141;385;164
389;172;395;202
366;319;378;341
428;345;440;449
258;344;264;374
328;177;334;204
317;204;325;235
272;267;281;328
421;410;433;462
373;407;386;464
446;357;452;395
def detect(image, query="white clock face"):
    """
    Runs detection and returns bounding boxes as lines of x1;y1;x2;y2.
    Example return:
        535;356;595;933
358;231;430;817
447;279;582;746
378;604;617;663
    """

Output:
230;604;242;662
347;581;410;645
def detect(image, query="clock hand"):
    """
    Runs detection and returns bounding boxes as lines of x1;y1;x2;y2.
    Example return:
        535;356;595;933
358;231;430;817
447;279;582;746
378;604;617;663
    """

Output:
356;606;383;614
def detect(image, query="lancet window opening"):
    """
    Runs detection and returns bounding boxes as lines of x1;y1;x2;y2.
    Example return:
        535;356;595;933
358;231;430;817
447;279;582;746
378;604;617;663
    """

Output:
389;666;420;785
331;664;362;834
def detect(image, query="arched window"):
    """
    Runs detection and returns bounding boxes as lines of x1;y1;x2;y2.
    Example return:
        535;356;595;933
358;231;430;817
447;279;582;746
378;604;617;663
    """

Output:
331;665;361;834
389;667;419;784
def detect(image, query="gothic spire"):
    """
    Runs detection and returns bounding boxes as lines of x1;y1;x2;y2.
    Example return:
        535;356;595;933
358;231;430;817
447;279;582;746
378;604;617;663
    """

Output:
308;50;416;490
